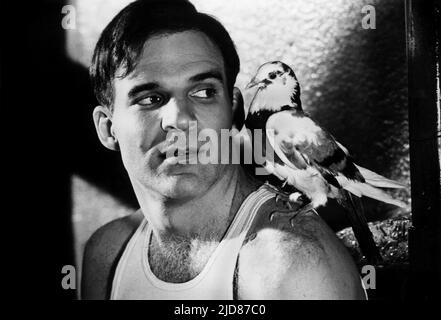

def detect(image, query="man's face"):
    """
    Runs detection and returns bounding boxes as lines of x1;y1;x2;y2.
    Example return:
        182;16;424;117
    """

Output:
111;30;233;200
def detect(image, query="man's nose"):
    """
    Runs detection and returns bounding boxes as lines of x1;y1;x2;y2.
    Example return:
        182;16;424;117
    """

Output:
160;97;195;132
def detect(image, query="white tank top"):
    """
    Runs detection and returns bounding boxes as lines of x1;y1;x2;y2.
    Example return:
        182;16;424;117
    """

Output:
110;185;275;300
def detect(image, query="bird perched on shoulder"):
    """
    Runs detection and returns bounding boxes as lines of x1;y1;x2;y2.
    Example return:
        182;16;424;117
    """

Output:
244;61;407;264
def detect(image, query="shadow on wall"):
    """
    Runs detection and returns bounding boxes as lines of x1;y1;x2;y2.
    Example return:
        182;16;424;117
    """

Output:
32;0;137;299
313;0;409;230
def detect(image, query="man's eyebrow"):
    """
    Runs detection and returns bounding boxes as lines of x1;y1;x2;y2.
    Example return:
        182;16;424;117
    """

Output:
189;70;224;83
127;70;223;98
127;82;159;99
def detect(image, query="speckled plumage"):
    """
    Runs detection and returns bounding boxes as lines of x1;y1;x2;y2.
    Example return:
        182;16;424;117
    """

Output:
245;61;407;263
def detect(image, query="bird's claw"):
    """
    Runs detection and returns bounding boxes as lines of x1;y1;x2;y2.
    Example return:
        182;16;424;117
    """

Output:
269;210;300;227
275;193;294;209
265;183;309;225
288;192;304;204
269;200;314;227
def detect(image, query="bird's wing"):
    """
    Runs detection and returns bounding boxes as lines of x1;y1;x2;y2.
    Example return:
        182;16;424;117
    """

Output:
266;111;363;186
336;140;406;188
264;121;325;190
265;120;309;171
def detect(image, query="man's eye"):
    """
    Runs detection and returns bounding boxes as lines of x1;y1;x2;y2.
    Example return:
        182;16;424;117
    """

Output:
191;88;217;99
137;95;163;107
268;72;276;80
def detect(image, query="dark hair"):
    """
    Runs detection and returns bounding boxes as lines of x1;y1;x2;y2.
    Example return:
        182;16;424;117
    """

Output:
90;0;240;108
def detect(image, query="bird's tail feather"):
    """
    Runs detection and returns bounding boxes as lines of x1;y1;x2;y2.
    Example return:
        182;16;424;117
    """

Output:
336;176;407;208
339;191;382;264
355;165;407;189
341;183;362;197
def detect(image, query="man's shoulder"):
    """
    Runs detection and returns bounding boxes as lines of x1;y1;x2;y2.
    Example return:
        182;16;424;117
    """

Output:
238;200;366;299
241;203;339;272
246;197;335;251
81;210;144;299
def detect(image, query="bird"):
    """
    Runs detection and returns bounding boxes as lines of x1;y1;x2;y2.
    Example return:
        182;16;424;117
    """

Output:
244;61;407;264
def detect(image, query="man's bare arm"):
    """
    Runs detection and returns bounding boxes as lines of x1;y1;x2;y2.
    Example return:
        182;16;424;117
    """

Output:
237;210;366;300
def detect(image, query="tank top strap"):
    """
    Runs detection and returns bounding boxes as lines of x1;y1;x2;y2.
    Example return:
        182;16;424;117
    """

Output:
223;183;276;241
110;217;148;300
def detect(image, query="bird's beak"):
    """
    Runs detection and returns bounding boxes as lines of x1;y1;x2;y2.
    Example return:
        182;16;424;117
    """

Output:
245;77;260;89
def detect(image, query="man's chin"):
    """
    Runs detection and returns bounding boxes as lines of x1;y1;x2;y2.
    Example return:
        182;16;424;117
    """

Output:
141;158;222;198
158;174;206;199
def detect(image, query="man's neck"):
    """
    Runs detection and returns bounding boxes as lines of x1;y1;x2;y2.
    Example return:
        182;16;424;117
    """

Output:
135;165;257;244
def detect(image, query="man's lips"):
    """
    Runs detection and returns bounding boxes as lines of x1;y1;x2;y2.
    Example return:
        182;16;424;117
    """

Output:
157;144;200;163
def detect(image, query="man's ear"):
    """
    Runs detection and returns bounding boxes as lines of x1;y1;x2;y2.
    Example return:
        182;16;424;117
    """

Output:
232;87;245;130
92;106;119;151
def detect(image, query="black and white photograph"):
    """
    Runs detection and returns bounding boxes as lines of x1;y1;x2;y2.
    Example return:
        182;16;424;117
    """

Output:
12;0;440;304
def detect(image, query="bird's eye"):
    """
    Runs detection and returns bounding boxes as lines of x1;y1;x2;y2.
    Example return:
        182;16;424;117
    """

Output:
268;72;277;80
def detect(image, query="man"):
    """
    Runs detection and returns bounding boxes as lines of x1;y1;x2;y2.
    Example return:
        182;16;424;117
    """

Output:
82;0;366;299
